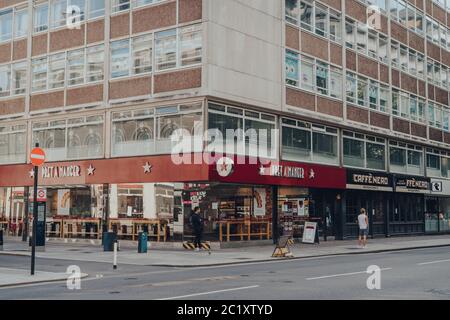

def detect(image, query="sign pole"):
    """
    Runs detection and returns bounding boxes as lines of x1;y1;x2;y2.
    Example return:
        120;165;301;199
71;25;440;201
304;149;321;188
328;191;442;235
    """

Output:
29;142;45;276
31;164;38;275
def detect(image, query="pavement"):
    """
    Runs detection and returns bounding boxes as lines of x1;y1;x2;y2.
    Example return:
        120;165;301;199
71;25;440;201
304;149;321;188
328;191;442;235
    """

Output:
0;267;88;288
1;234;450;268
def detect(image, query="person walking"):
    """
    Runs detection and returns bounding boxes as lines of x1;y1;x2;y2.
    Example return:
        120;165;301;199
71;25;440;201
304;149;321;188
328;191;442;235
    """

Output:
190;207;204;251
357;208;369;248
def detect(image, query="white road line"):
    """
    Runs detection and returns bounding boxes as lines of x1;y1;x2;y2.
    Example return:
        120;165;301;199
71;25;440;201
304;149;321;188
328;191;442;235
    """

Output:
417;259;450;266
306;268;392;281
157;285;260;300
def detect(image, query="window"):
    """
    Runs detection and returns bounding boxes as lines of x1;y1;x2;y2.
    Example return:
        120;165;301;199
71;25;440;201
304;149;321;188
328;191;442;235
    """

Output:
208;104;276;159
300;0;313;31
427;149;442;177
88;0;105;19
315;4;327;37
389;141;424;175
111;40;130;78
0;9;13;42
32;58;47;92
343;132;365;168
12;62;26;95
286;0;299;24
49;53;66;89
356;24;367;54
346;72;357;104
369;80;378;110
132;35;152;74
87;45;104;82
357;76;367;107
285;50;299;86
50;0;67;29
34;4;49;33
282;118;338;165
316;61;328;95
112;0;130;13
34;116;104;161
329;10;341;42
345;19;356;49
330;66;342;99
391;41;399;68
179;24;202;67
343;131;385;170
0;65;11;97
366;137;386;170
301;55;314;90
368;30;377;59
155;29;177;71
285;50;342;99
0;125;26;164
14;8;28;38
68;49;85;85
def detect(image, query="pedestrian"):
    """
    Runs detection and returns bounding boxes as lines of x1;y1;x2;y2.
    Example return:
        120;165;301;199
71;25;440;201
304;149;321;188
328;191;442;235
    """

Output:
190;207;204;251
357;208;369;248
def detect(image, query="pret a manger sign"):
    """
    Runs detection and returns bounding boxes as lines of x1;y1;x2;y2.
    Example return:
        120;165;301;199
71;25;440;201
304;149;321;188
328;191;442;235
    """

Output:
41;165;81;179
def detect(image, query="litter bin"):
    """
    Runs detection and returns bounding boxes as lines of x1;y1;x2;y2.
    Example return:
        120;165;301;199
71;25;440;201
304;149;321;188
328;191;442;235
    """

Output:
103;232;117;252
138;232;148;253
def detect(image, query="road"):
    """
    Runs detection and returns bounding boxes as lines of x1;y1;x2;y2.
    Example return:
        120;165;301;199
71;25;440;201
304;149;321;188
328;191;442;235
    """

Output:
1;246;450;300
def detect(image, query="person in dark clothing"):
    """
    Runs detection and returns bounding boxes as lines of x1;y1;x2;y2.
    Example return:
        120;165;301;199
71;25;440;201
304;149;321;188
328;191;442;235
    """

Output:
190;207;204;251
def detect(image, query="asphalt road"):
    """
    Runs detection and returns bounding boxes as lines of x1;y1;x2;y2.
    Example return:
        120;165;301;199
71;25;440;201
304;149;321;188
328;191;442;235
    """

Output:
1;246;450;300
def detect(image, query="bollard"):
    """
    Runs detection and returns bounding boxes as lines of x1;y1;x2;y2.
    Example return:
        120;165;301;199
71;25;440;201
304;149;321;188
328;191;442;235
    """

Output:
113;241;118;270
0;229;3;251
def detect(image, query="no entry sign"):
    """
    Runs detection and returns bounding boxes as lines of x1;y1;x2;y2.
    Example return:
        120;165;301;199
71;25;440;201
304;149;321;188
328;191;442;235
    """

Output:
30;148;46;166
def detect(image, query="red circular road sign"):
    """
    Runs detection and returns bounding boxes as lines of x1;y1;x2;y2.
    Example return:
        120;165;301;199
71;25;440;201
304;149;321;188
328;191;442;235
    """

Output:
30;147;46;166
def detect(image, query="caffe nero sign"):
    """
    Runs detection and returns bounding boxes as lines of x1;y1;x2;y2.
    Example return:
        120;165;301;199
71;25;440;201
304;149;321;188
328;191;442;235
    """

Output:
346;170;393;192
395;176;430;193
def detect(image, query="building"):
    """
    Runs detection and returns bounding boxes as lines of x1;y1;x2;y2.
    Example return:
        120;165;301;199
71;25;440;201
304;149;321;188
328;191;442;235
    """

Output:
0;0;449;244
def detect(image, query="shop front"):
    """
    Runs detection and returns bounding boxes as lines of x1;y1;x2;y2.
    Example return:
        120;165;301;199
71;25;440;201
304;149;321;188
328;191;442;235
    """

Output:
425;178;450;234
392;175;428;235
0;154;347;243
344;170;393;238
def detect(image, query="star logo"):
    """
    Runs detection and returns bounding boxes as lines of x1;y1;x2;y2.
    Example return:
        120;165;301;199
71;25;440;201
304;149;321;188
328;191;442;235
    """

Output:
143;162;152;174
309;169;315;179
29;169;35;178
259;166;266;175
216;157;234;177
87;164;95;176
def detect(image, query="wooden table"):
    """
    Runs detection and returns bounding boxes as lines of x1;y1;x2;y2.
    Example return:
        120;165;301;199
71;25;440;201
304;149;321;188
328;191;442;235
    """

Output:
62;218;101;239
108;219;167;242
218;220;271;242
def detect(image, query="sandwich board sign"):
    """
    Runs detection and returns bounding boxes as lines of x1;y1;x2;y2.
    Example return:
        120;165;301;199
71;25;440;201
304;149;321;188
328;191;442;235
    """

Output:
302;221;317;244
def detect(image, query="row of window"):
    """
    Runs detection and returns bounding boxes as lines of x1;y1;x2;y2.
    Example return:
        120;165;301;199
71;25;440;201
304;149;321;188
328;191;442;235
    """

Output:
281;118;450;178
284;51;450;128
285;0;342;43
111;24;202;78
0;0;172;42
285;0;450;57
31;44;104;92
3;103;450;179
345;18;389;64
25;24;202;93
286;50;342;99
346;72;389;112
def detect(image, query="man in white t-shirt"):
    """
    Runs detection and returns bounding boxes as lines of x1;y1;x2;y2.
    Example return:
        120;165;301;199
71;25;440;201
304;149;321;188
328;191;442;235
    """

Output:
357;208;369;248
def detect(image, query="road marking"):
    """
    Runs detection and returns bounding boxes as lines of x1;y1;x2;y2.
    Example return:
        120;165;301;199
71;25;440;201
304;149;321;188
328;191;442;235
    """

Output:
128;276;239;288
157;285;259;300
417;259;450;266
306;268;392;281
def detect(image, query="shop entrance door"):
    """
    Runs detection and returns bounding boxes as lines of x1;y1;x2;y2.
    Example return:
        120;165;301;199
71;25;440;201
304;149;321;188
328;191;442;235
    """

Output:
360;193;386;237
